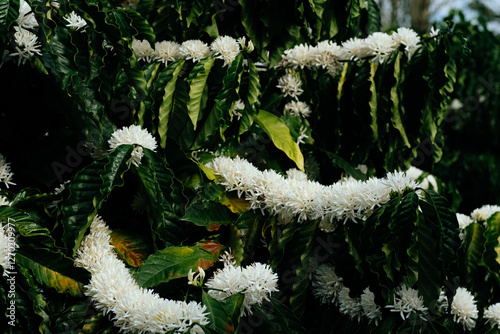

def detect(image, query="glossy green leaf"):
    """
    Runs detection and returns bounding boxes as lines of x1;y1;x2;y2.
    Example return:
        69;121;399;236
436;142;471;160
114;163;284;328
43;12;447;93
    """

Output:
255;110;304;171
482;213;500;284
253;297;306;334
16;247;89;297
187;57;216;129
183;199;234;231
158;60;186;148
133;245;216;288
390;52;410;148
463;223;485;282
202;290;236;334
368;62;379;145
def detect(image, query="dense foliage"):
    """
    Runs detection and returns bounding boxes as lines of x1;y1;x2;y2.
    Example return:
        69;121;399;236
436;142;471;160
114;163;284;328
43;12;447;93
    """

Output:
0;0;499;333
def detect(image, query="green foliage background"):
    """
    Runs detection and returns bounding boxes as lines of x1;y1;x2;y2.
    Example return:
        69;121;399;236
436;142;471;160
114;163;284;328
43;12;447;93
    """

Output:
0;0;499;333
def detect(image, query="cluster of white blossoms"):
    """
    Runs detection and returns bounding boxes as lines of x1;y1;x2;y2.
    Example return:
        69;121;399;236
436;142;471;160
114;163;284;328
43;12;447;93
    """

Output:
484;303;500;329
108;125;158;167
75;216;209;333
0;224;11;270
405;166;438;191
206;156;418;229
451;287;478;331
456;204;500;240
63;11;88;32
132;35;254;66
205;251;279;316
10;0;41;65
0;154;15;189
276;72;312;118
312;265;381;324
386;285;428;320
279;27;422;73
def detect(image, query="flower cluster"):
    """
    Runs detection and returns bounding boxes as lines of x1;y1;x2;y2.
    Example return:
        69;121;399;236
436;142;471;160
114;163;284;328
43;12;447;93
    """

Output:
0;154;15;188
386;285;428;320
0;224;10;270
279;27;422;72
132;35;254;66
63;11;87;32
108;125;158;167
205;156;418;228
10;0;41;66
75;216;209;333
451;287;478;331
405;166;438;191
205;251;279;316
312;265;381;324
456;204;500;240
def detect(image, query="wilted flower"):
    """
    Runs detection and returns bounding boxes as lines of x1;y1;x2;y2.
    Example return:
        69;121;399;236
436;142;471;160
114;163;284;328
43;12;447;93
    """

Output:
179;40;211;63
0;195;11;207
451;287;478;331
210;35;240;67
188;267;206;287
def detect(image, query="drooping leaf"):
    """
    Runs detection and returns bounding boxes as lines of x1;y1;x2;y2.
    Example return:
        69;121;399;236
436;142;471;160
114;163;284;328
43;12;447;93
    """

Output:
390;52;410;148
202;290;236;334
133;245;216;288
187;57;216;129
16;247;89;297
255;110;304;171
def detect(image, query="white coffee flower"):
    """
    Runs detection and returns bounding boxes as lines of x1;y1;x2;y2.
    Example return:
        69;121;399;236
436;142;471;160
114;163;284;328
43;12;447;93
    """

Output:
284;101;311;117
179;40;211;63
0;154;15;188
360;287;382;325
485;303;500;329
210;35;240;67
392;27;421;60
282;44;313;69
232;100;245;120
132;39;154;62
338;287;362;321
152;41;181;65
451;287;478;331
365;32;397;64
341;37;370;61
471;204;500;223
108;125;157;167
64;11;87;32
237;36;254;53
75;216;209;333
10;26;42;65
276;73;303;99
386;285;428;320
17;0;38;29
205;252;278;316
429;26;440;38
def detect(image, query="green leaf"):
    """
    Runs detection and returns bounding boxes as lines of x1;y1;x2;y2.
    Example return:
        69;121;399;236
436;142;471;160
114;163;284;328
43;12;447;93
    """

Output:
255;110;304;171
110;229;151;267
390;52;410;148
463;223;485;282
0;0;19;42
61;145;132;255
202;290;236;334
368;62;379;145
16;247;89;297
253;297;306;334
158;60;186;148
482;213;500;284
183;199;235;231
187;57;216;129
133;246;216;288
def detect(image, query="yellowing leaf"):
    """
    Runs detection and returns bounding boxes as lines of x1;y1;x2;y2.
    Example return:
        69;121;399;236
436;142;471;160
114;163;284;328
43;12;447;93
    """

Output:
110;229;151;267
220;193;250;214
